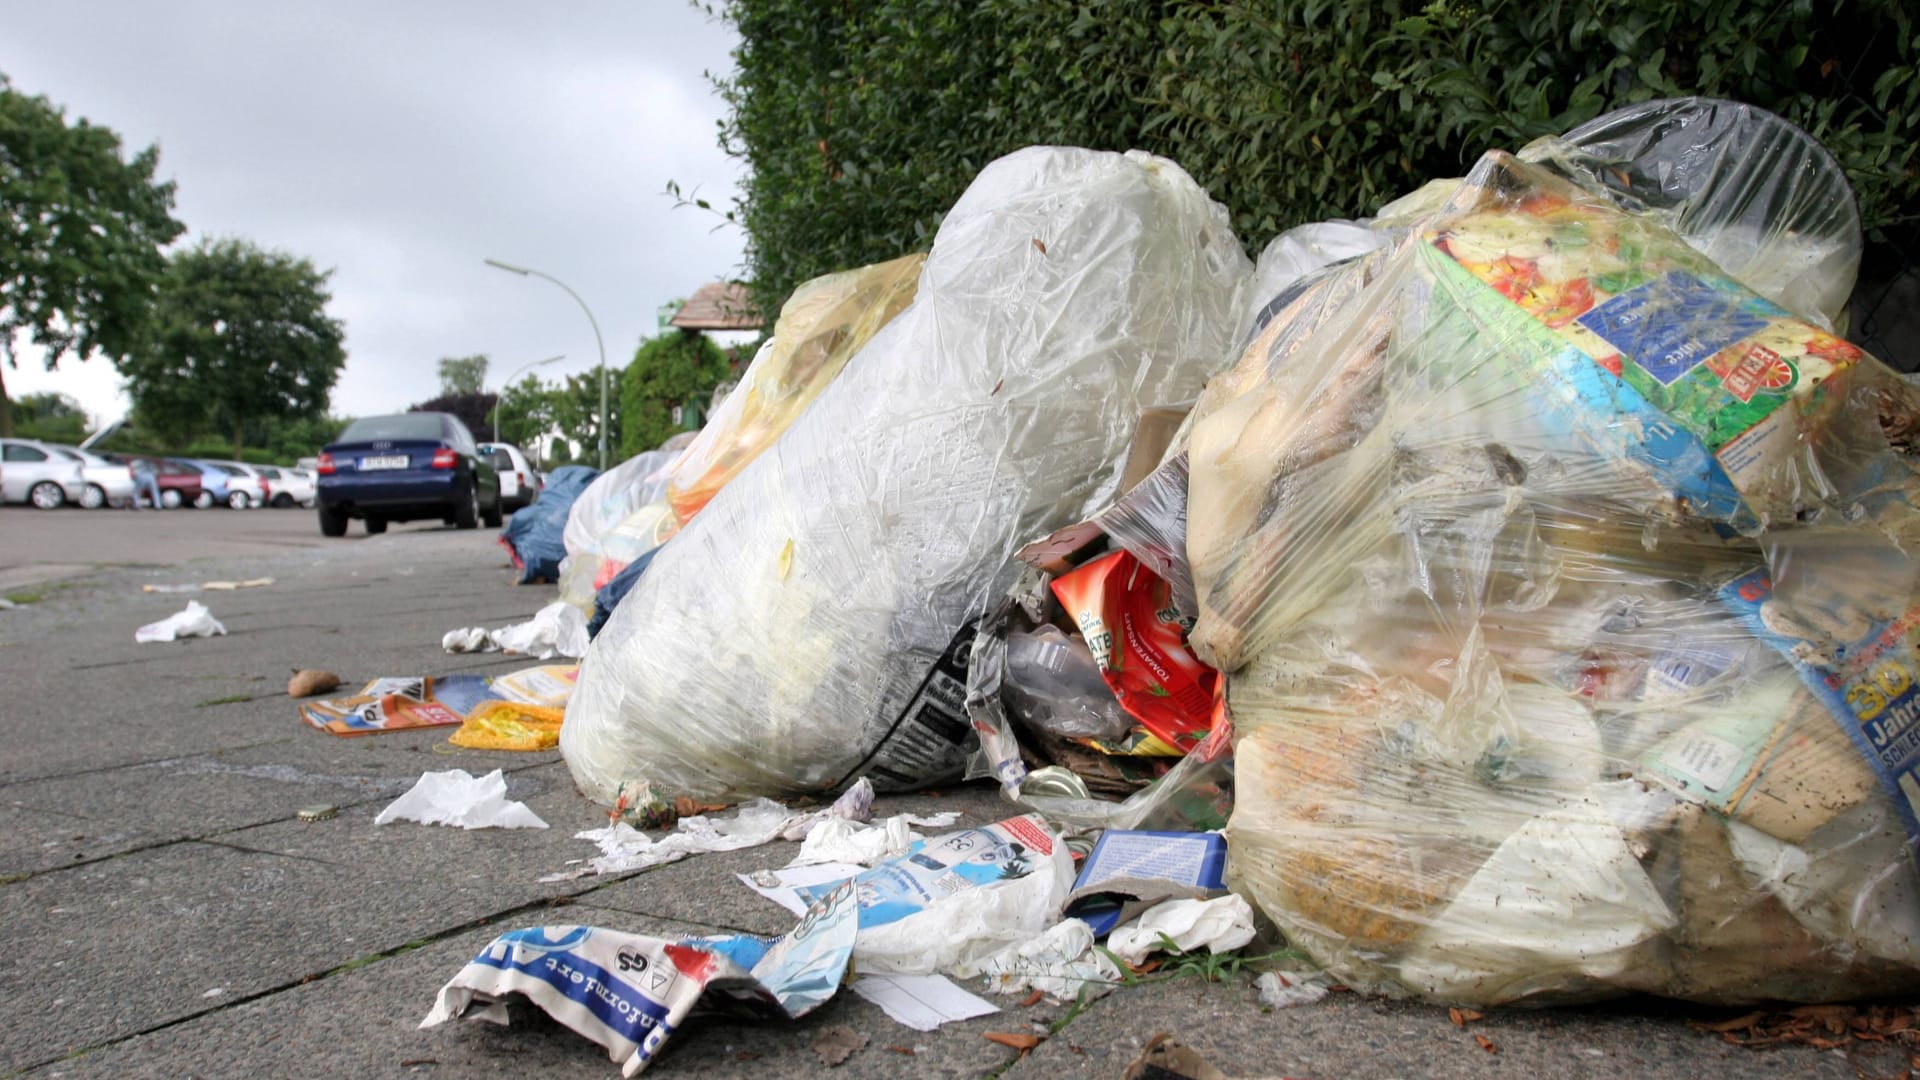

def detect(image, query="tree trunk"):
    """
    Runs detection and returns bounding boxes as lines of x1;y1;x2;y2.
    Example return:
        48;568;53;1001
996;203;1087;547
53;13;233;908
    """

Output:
0;365;13;438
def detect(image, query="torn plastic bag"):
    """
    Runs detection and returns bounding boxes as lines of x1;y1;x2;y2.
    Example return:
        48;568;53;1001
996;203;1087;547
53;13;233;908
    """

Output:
499;465;600;585
562;147;1250;802
1196;136;1920;1005
134;600;226;643
1529;96;1862;330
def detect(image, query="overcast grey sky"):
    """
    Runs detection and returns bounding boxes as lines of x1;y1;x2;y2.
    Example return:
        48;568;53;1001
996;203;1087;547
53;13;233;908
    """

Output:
3;1;748;427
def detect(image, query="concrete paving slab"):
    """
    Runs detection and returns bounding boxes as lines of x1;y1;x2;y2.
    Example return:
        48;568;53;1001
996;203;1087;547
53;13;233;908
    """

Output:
1002;976;1853;1080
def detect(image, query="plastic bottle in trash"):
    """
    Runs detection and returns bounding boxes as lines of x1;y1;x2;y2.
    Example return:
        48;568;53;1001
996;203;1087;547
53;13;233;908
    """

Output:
1004;626;1136;741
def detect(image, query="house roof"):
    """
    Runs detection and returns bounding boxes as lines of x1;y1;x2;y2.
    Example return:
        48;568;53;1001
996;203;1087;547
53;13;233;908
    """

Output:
670;281;762;331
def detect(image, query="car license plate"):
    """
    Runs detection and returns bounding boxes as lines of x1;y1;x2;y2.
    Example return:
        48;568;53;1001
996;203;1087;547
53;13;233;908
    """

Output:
360;455;410;470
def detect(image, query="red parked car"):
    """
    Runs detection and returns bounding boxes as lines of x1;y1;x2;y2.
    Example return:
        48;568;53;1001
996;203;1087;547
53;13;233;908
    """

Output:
104;454;207;509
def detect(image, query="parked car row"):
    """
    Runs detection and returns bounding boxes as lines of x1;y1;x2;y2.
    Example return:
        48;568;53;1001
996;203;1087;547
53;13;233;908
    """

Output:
0;437;319;510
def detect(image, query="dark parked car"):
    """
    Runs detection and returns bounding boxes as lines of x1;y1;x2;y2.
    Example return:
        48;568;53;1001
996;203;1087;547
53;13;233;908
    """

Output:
316;412;502;536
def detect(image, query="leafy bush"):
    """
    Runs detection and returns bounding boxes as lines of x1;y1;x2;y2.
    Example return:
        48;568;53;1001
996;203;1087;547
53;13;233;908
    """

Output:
715;0;1917;318
620;330;728;455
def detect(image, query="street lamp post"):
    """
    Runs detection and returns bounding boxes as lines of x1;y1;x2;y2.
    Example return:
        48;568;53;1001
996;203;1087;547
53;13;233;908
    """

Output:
484;259;611;469
492;354;565;445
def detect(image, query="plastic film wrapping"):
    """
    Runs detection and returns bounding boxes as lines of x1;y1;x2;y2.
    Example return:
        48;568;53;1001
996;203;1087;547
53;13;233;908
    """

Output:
1201;144;1920;1006
664;253;926;525
562;147;1250;802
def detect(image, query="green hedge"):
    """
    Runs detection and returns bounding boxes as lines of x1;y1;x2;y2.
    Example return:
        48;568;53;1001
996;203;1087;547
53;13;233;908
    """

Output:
716;0;1917;319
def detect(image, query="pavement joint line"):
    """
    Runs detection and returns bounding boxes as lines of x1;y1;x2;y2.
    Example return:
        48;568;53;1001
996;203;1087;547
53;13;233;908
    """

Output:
0;756;560;883
0;852;733;1076
0;738;290;789
196;837;347;868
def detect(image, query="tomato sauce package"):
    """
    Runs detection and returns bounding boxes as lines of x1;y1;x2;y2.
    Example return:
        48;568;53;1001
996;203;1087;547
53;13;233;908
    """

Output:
1050;550;1220;753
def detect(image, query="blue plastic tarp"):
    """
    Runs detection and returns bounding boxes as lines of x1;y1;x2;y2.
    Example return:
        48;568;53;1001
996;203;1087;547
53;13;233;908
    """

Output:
499;465;600;584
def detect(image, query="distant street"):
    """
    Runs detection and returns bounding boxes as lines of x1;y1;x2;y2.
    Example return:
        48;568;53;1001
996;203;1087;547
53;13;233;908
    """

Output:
0;505;456;593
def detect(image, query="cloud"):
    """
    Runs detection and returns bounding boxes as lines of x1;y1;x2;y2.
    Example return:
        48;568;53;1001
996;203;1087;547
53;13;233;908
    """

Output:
2;0;747;436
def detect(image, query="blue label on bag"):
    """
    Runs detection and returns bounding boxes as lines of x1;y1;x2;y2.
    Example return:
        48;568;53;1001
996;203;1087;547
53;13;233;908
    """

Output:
1577;272;1768;385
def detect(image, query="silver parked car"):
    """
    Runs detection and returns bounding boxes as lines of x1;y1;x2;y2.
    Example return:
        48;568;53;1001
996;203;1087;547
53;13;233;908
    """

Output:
42;443;137;508
0;438;88;509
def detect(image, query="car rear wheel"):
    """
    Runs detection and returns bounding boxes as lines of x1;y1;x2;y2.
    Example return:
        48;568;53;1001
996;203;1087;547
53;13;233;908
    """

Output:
193;491;214;509
481;488;503;528
453;480;479;530
162;489;183;509
30;481;67;510
318;502;348;537
227;490;251;510
79;484;107;509
365;517;388;535
272;493;294;508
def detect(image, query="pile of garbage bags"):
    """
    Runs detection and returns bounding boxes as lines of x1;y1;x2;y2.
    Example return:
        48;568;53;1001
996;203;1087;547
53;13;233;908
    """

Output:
553;99;1920;1008
562;147;1250;801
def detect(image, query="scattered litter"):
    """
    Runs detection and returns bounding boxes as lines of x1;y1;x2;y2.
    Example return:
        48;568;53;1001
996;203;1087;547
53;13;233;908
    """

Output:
201;987;226;999
739;862;868;917
295;804;339;823
849;973;999;1031
821;816;1077;977
375;769;548;830
962;918;1119;1001
790;815;919;867
1255;970;1331;1010
1106;895;1256;967
0;598;16;610
983;1031;1042;1053
143;577;273;594
423;883;861;1076
295;667;575;739
442;601;588;660
449;701;566;751
810;1025;868;1066
542;798;803;881
1062;829;1228;936
135;601;226;643
298;676;467;736
287;669;342;697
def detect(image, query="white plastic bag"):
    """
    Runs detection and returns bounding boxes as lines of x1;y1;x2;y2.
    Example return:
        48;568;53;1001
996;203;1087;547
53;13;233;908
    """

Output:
563;147;1250;802
135;601;227;643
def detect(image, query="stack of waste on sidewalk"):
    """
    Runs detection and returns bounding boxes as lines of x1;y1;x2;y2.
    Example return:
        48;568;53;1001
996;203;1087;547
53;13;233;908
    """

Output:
297;665;577;748
554;447;679;613
555;252;927;624
423;99;1920;1077
562;146;1250;802
499;464;601;584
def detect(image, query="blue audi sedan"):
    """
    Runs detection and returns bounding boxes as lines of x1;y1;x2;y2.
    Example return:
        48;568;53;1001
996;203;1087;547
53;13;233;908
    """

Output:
315;412;502;536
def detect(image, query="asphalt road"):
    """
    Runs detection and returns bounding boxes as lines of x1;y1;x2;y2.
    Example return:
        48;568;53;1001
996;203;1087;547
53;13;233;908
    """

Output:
0;513;1871;1078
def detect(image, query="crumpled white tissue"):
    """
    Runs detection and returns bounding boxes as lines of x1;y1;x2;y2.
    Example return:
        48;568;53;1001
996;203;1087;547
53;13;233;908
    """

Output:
960;918;1120;1001
136;601;227;643
442;601;587;659
1255;969;1331;1009
787;805;962;867
1106;894;1257;966
544;797;801;881
374;769;549;830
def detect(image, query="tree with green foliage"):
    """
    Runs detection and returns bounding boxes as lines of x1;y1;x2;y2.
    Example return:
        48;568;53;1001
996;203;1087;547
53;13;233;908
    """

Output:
620;330;728;455
550;366;621;461
437;353;489;396
10;390;87;443
0;73;186;436
713;0;1919;320
410;391;497;441
121;237;347;455
493;371;558;448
